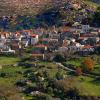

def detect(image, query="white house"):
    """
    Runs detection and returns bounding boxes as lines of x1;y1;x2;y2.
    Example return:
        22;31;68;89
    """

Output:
1;47;15;54
30;34;39;45
82;25;90;33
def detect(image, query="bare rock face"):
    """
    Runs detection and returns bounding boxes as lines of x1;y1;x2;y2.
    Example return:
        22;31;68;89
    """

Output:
0;0;81;16
0;0;50;16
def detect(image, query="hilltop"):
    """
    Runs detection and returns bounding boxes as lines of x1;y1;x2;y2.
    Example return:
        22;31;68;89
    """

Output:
0;0;50;16
0;0;99;30
0;0;97;16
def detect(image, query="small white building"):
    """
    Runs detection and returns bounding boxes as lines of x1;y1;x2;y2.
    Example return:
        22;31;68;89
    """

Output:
1;47;15;54
30;34;39;45
82;25;90;33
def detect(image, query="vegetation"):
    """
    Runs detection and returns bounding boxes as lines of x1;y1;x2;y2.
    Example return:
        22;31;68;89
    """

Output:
64;56;100;74
0;56;20;65
0;0;100;100
0;55;100;100
53;54;66;62
93;6;100;27
84;0;99;8
81;57;95;71
76;67;83;76
0;0;99;31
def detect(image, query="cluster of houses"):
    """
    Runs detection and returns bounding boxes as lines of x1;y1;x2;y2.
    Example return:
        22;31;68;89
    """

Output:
0;24;100;58
0;30;38;54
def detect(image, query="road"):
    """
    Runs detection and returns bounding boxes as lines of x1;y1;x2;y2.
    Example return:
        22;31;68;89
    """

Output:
55;62;100;78
55;62;75;72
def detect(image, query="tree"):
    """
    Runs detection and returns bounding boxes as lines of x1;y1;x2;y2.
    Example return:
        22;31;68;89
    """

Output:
93;6;100;27
66;88;79;98
81;57;95;71
53;54;66;62
53;77;82;98
0;73;6;78
56;69;64;80
47;87;53;95
75;67;82;76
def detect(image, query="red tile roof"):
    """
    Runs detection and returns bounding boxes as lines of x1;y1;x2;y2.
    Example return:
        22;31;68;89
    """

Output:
15;32;21;36
95;44;100;47
83;45;93;49
82;34;95;37
79;37;88;40
32;53;43;56
30;34;38;37
0;32;10;35
34;44;46;48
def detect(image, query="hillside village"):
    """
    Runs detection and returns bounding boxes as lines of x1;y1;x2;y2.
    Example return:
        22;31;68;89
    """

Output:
0;24;100;57
0;0;100;100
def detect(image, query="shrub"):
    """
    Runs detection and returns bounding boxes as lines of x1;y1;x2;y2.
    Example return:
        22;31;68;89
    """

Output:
53;54;66;62
81;57;95;71
76;67;83;76
0;73;6;78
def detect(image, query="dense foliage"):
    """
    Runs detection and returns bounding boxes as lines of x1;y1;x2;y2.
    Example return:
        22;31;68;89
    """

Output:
93;6;100;27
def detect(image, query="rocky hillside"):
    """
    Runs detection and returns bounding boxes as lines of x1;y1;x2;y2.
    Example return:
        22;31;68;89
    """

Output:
0;0;65;16
0;0;98;31
0;0;96;16
0;0;51;16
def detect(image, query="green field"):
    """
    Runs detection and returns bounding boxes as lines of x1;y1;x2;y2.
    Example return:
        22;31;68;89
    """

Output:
0;56;100;99
0;56;20;65
0;57;66;99
35;61;100;96
65;56;100;68
75;76;100;96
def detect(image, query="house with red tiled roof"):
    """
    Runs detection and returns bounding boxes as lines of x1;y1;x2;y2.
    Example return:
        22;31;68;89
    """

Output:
40;38;49;46
16;30;39;45
82;45;93;49
32;44;47;54
31;44;48;60
78;45;95;56
34;44;47;50
30;34;39;45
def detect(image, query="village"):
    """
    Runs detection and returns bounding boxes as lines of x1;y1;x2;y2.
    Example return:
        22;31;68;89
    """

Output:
0;0;100;100
0;23;100;58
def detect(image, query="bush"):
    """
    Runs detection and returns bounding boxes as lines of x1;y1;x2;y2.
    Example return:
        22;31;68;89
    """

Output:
0;73;6;78
66;88;79;97
0;96;5;100
81;57;95;71
47;87;53;95
75;67;83;76
16;80;27;87
53;54;66;62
